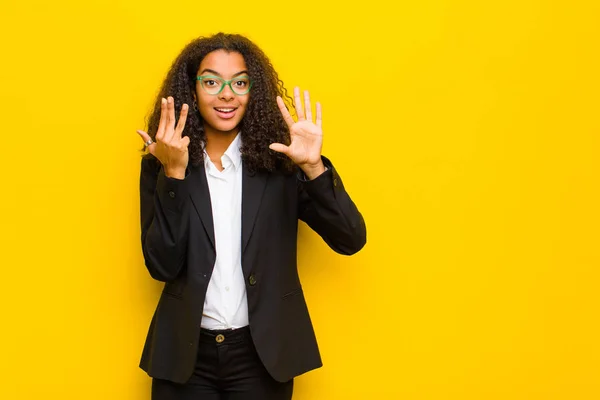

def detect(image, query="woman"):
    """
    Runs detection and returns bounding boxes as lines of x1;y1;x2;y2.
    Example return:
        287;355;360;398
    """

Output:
136;32;366;400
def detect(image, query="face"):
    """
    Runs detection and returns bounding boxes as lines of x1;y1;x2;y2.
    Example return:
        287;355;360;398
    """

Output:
195;50;250;137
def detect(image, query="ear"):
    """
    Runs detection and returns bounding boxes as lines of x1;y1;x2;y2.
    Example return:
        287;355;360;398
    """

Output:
192;91;198;110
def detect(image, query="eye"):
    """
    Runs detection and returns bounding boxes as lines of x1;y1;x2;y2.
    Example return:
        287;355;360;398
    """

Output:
233;78;249;87
204;79;218;87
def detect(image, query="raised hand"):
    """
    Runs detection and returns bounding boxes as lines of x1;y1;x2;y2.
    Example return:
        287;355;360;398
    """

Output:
137;96;190;179
270;87;326;180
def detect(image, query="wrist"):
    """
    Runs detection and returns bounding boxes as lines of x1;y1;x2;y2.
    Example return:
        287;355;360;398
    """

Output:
300;160;326;180
165;167;186;180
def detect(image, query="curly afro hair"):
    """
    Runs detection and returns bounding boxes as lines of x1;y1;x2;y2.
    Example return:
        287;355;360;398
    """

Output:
145;32;295;173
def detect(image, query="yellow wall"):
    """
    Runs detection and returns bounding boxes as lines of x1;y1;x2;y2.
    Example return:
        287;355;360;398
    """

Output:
1;0;599;398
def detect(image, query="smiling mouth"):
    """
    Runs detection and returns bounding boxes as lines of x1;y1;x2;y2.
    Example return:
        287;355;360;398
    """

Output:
214;107;238;120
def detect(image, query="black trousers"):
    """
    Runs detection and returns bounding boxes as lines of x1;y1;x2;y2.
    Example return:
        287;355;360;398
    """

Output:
151;326;294;400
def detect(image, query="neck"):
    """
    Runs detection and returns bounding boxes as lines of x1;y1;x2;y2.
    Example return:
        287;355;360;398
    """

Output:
204;127;239;159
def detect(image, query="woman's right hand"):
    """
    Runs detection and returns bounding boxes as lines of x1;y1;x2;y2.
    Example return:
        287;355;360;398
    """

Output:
137;96;190;179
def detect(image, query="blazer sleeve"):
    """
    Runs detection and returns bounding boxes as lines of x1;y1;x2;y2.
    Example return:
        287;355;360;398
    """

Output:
139;156;190;282
297;156;367;255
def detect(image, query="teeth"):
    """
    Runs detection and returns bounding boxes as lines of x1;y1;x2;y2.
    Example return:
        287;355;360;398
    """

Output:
216;108;234;112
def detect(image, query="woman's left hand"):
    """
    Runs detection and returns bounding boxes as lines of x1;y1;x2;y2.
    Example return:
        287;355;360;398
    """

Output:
270;87;326;180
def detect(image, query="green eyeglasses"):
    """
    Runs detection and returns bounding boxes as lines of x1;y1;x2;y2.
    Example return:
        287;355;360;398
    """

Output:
196;75;253;95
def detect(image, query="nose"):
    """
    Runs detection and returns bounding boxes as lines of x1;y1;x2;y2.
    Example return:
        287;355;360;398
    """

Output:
218;84;235;101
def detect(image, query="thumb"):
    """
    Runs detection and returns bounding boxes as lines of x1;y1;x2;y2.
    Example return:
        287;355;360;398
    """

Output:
137;129;156;154
136;129;151;142
269;143;289;156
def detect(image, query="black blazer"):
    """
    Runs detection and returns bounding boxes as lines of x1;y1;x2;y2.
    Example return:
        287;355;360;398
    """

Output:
138;155;366;383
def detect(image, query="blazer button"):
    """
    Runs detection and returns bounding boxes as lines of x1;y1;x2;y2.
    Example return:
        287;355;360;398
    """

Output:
169;191;176;198
249;274;257;286
333;178;338;187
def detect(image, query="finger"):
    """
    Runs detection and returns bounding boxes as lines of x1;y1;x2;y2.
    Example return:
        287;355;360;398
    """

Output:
316;102;322;129
269;143;290;156
175;103;189;138
156;98;167;141
181;135;190;148
136;130;156;154
304;90;312;121
276;96;295;128
294;87;305;120
164;96;176;142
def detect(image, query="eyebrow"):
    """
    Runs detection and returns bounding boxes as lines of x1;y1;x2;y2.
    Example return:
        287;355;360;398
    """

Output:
199;69;249;77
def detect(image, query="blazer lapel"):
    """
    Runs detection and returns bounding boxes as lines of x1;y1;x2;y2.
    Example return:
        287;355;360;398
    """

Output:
188;164;215;250
242;165;268;254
